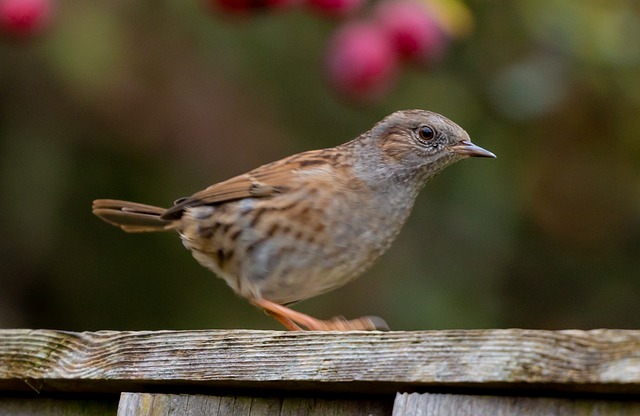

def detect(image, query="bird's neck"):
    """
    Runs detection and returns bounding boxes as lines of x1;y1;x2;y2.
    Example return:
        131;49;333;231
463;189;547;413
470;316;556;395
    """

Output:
343;138;453;194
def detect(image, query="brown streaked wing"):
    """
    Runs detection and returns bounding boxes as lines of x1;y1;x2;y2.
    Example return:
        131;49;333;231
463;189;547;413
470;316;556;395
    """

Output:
160;151;332;220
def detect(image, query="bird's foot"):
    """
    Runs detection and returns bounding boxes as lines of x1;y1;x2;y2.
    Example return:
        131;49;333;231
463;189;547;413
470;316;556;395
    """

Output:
251;298;389;331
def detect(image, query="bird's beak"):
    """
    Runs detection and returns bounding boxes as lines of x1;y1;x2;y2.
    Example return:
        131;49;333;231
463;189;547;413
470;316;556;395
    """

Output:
451;140;496;158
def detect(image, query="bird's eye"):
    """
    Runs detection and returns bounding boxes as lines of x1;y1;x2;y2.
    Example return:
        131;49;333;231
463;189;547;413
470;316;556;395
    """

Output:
418;126;435;141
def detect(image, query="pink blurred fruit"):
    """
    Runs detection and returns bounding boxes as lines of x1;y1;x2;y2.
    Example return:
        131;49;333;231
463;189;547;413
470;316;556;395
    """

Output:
376;0;447;64
0;0;53;38
307;0;363;18
325;21;398;101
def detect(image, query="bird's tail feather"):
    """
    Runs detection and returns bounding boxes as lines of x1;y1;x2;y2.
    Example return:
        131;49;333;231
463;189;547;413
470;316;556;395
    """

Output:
92;199;174;233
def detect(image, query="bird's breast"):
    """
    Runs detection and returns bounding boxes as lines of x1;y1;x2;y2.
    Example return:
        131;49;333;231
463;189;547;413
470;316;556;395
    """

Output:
178;174;418;304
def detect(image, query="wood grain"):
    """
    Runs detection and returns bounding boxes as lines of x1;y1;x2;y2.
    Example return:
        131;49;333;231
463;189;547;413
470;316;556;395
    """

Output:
392;392;640;415
117;393;391;416
2;329;640;395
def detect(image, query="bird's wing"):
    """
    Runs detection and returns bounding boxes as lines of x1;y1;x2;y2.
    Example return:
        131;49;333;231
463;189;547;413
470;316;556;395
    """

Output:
161;150;334;220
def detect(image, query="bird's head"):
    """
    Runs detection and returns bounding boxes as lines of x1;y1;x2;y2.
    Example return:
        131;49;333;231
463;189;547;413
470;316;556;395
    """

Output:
370;109;495;181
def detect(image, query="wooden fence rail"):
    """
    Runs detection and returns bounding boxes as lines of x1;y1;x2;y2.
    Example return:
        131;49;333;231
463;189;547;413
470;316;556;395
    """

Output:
1;329;640;415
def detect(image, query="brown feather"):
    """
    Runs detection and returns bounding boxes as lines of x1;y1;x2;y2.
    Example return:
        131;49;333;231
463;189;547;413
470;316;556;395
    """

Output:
92;199;173;233
161;150;326;220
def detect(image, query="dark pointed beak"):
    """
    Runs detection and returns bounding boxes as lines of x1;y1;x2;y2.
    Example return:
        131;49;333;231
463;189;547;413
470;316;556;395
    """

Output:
451;140;496;158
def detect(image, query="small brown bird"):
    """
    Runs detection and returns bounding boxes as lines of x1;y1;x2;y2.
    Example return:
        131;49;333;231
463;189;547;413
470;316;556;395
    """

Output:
93;109;495;331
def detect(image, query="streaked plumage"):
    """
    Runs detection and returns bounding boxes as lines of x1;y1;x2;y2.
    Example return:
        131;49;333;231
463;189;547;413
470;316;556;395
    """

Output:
93;109;495;330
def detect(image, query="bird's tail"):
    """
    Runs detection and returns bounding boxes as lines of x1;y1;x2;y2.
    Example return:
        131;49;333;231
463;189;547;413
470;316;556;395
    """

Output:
92;199;174;233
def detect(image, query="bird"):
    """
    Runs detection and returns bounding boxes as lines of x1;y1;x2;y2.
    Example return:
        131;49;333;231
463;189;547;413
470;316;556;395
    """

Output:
92;109;495;331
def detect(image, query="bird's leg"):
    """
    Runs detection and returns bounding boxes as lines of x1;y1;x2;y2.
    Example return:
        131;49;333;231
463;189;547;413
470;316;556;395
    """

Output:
265;310;303;331
251;298;389;331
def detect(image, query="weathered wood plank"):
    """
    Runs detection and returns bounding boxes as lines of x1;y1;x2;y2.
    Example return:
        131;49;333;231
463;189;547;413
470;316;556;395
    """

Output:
117;393;391;416
392;392;640;415
0;397;117;416
2;329;640;395
117;392;223;415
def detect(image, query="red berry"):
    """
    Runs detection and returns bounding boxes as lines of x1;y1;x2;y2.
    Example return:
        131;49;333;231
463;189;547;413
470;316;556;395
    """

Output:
215;0;257;13
307;0;363;18
206;0;295;14
325;21;398;101
0;0;53;38
376;0;446;64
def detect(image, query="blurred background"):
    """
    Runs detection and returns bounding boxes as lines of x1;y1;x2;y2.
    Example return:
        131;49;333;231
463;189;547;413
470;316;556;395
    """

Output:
1;0;639;331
